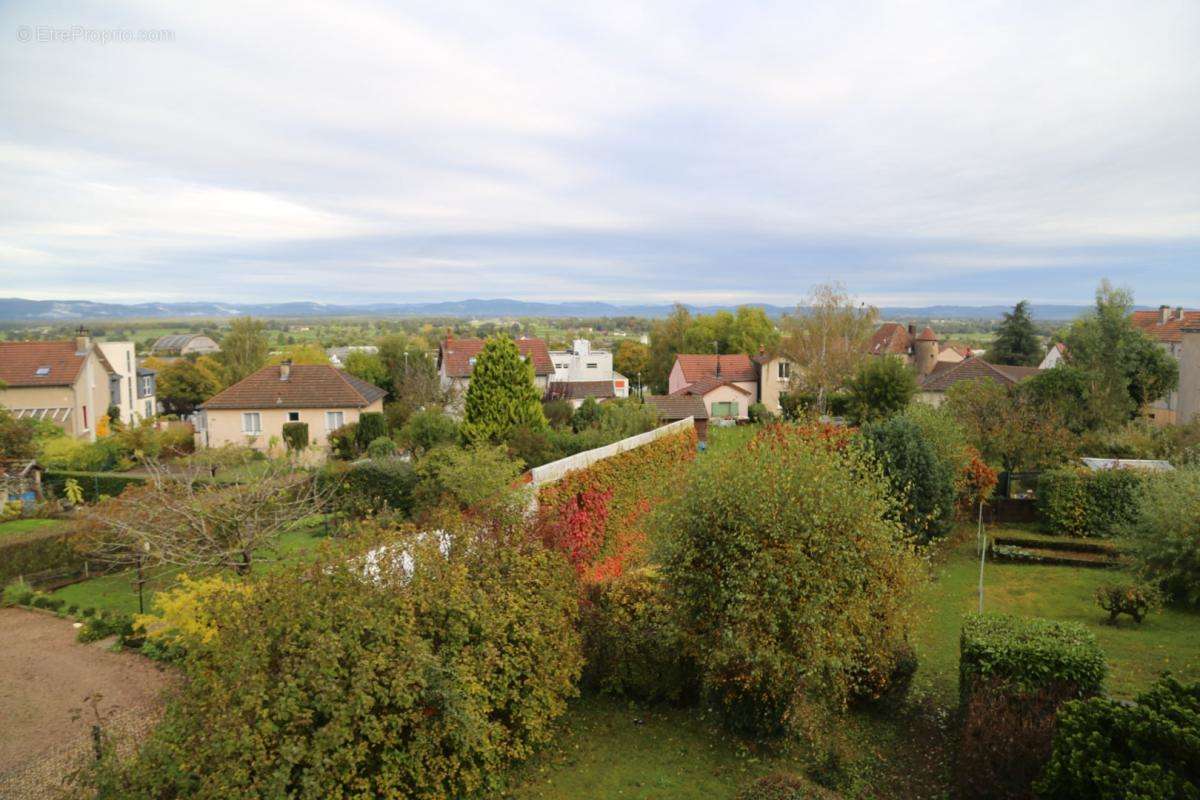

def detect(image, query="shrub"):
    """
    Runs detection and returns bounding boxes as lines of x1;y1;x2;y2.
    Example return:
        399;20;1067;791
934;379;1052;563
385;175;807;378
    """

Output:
862;415;956;540
0;524;85;586
1035;674;1200;799
77;610;135;643
735;772;841;800
398;408;460;456
504;426;565;469
957;614;1106;800
542;399;575;430
354;411;388;451
847;640;918;711
281;421;309;452
365;435;397;459
572;396;602;432
748;402;774;424
664;427;924;737
1037;467;1144;537
319;458;417;519
581;568;694;703
413;444;526;519
2;578;35;606
844;356;917;425
80;524;582;799
137;573;253;650
1125;466;1200;606
1095;582;1163;624
327;422;359;460
81;606;96;618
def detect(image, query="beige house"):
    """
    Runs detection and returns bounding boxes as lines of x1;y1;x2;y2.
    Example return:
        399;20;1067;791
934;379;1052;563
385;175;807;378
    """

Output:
1130;306;1200;426
916;356;1041;407
196;362;386;452
0;333;118;441
752;352;794;414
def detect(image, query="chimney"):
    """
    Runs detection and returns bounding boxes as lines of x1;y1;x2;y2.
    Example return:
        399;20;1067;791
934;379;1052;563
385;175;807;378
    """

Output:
280;359;292;381
907;323;916;336
715;356;722;378
74;326;90;354
1177;307;1186;321
1160;305;1171;324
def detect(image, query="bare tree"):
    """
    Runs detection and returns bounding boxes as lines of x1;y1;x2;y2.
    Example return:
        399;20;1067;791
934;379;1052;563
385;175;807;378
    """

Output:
78;450;329;576
780;282;878;412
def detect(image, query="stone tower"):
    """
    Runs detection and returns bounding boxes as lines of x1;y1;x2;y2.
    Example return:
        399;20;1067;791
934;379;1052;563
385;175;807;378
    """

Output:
914;326;939;376
1180;326;1200;425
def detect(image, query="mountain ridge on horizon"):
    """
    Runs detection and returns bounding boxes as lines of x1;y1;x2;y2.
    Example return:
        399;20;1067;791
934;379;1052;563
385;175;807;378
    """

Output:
0;296;1112;322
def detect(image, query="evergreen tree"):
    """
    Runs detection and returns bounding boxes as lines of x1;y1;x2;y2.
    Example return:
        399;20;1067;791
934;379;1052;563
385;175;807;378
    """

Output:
461;336;548;443
990;300;1043;366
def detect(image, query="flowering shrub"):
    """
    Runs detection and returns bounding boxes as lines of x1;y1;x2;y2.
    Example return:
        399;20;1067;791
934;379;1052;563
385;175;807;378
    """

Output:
537;427;697;583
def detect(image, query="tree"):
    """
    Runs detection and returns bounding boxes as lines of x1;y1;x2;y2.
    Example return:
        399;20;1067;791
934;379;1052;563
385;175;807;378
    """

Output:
343;350;389;391
944;378;1075;474
780;283;878;411
0;405;37;459
646;304;692;394
571;397;601;432
156;360;223;415
266;343;330;365
412;443;527;518
845;356;917;424
863;416;956;540
613;340;650;387
398;409;460;457
989;301;1044;366
78;455;327;575
218;317;269;382
461;336;548;443
1061;281;1179;427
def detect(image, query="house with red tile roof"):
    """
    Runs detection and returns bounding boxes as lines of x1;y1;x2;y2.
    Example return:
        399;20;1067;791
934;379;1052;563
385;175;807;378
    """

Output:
437;335;555;411
916;355;1042;407
1131;305;1200;425
196;361;385;452
0;331;118;441
867;322;961;376
666;353;758;421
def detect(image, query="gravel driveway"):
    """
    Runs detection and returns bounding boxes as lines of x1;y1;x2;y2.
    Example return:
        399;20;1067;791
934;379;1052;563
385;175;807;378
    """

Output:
0;607;171;798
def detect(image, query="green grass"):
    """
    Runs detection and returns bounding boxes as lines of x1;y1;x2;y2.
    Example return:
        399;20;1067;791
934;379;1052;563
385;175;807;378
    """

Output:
912;527;1200;703
50;516;332;615
0;517;72;538
703;424;757;457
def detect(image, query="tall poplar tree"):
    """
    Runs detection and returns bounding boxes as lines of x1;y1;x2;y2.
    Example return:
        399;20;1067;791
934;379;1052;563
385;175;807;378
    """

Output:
461;336;548;443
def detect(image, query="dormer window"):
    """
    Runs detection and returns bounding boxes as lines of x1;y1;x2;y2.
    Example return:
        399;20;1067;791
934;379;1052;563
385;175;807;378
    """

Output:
35;366;50;376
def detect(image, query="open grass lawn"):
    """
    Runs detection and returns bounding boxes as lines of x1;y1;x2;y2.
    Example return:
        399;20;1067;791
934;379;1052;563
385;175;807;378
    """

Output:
0;518;72;538
50;516;332;615
913;527;1200;703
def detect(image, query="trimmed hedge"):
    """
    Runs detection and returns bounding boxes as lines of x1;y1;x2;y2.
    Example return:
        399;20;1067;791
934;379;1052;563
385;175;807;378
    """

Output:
1037;467;1144;537
318;458;417;519
0;524;84;586
1036;674;1200;799
957;614;1106;800
281;421;309;452
43;470;146;503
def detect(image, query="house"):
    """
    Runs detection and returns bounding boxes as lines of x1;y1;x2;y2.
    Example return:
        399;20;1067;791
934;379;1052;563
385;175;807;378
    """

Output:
916;355;1041;407
644;394;709;442
867;322;944;377
1130;305;1200;425
195;361;386;452
97;341;157;424
752;350;794;415
0;331;118;441
668;354;758;421
437;335;555;408
326;345;378;368
0;459;43;505
150;333;221;359
1039;342;1066;370
938;345;970;364
545;339;630;407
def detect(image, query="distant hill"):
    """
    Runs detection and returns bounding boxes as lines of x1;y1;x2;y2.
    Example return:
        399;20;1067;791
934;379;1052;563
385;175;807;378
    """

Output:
0;297;1100;322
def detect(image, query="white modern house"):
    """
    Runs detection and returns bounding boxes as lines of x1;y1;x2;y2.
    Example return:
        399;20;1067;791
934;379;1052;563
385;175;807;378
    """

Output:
546;340;630;407
97;341;157;423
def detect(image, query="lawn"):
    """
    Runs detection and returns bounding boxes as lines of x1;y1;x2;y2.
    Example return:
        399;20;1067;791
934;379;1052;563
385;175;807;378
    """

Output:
50;516;332;615
912;527;1200;703
0;518;72;538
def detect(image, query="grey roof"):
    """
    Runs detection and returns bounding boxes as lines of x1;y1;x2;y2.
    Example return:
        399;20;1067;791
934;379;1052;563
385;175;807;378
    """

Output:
1081;458;1174;472
644;394;708;420
151;334;218;354
546;380;615;401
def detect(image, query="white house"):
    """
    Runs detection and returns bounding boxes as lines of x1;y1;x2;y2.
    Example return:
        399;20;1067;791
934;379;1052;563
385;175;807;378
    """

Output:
97;341;157;424
546;339;630;406
1039;343;1066;370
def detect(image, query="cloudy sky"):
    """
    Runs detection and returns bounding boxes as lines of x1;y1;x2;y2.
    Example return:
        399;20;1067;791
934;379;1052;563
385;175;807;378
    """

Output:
2;1;1198;307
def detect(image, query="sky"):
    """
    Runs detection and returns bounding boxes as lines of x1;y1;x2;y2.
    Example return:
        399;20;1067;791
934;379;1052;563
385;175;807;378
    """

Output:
1;0;1198;308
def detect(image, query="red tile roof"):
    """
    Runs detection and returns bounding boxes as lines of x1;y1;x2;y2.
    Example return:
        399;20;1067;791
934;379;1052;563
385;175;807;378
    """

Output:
920;356;1041;392
670;376;753;397
439;337;554;378
1131;309;1200;344
673;354;757;384
644;394;709;420
917;326;938;342
867;323;913;355
201;364;386;409
0;340;112;387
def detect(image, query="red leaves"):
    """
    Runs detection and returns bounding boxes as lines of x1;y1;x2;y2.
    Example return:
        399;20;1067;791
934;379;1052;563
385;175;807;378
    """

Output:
538;487;613;577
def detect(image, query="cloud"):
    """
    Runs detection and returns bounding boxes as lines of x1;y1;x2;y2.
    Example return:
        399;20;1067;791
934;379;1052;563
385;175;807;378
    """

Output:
0;0;1197;305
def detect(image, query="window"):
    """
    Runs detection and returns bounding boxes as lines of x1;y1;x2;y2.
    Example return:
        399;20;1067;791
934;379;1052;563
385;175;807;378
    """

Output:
287;411;300;422
242;412;262;434
145;400;154;418
325;411;345;430
711;401;739;418
586;362;598;369
82;405;88;429
128;377;134;406
126;352;132;372
778;361;791;379
35;366;50;376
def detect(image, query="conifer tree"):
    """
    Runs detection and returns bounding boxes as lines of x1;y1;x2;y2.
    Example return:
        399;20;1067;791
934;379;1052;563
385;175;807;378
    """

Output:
462;336;548;443
990;300;1043;366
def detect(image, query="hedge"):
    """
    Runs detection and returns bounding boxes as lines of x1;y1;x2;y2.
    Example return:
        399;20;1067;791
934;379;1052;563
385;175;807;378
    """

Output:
317;458;417;519
537;427;697;583
1037;467;1144;537
957;614;1106;800
0;524;85;586
1036;674;1200;799
43;470;147;503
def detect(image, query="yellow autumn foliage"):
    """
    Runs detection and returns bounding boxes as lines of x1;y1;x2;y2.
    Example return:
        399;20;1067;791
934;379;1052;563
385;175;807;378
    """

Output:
136;573;253;646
